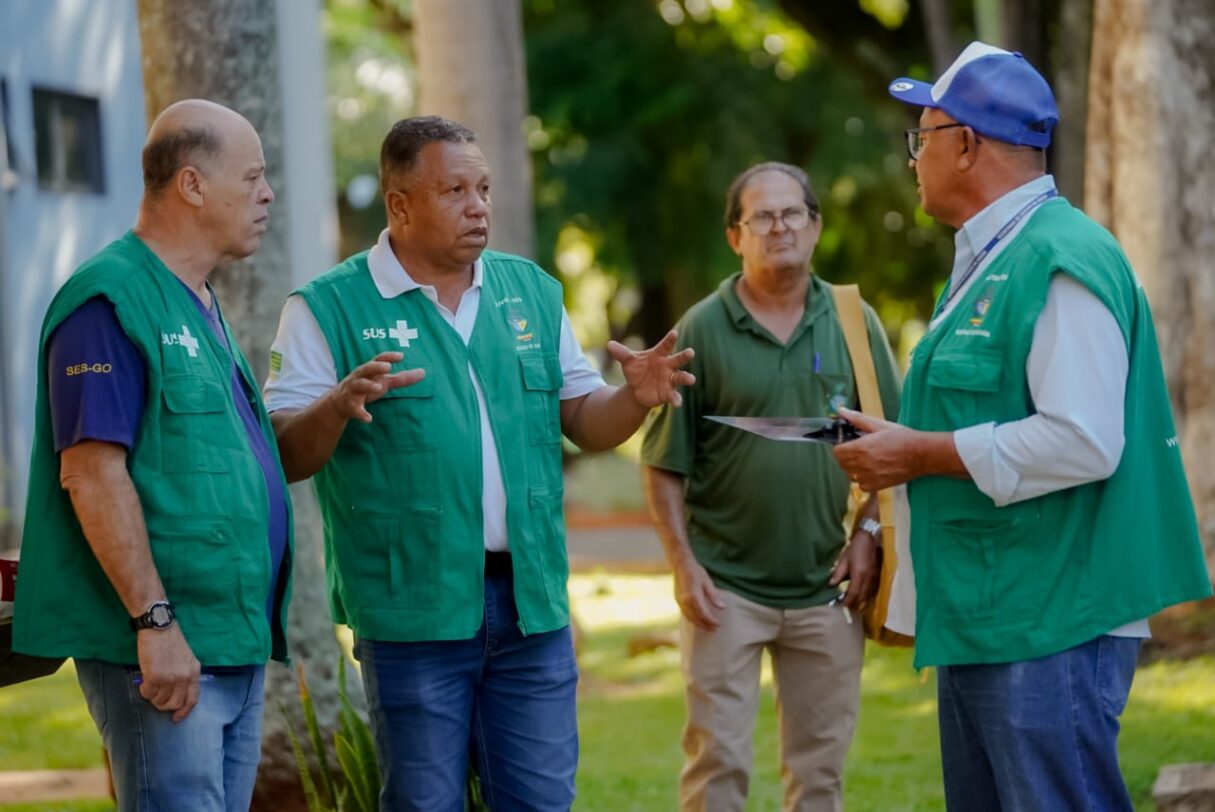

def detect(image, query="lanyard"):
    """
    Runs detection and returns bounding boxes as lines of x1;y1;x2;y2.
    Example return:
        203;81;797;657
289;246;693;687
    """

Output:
934;189;1058;317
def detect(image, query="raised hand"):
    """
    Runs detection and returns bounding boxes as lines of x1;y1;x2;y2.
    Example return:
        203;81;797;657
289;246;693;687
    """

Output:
607;330;696;409
329;351;426;423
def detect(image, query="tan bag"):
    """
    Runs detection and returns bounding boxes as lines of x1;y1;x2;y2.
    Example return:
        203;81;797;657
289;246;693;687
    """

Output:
830;284;914;648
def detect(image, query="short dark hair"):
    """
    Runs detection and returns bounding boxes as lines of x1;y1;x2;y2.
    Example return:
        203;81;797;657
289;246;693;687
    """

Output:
142;126;223;195
724;162;820;229
380;115;477;193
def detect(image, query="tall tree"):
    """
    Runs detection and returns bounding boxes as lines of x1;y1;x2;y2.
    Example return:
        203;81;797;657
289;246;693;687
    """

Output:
137;2;346;808
1085;0;1215;577
414;0;534;258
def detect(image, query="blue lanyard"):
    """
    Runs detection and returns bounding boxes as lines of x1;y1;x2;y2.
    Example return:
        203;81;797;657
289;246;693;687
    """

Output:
934;189;1059;317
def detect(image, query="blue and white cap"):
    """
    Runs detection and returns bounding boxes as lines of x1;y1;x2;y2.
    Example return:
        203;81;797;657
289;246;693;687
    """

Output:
888;42;1059;149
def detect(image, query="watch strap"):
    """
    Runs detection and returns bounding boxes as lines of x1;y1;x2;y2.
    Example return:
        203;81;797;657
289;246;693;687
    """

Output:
129;601;175;631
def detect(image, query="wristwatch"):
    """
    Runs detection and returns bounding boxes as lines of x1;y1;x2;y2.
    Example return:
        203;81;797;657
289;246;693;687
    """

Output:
129;601;176;632
857;518;883;538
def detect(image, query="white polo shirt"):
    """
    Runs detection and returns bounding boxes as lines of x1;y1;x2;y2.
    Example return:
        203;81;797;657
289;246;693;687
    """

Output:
264;230;605;551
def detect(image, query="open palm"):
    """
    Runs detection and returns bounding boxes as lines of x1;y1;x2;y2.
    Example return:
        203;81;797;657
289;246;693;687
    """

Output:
608;329;696;409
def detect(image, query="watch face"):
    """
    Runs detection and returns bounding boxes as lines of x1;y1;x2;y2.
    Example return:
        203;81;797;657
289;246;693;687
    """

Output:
149;604;174;627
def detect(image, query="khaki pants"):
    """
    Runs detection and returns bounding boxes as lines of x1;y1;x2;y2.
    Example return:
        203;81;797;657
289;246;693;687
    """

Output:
679;588;864;812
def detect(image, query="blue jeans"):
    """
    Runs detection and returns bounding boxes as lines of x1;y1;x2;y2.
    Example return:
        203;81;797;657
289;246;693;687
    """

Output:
937;635;1140;811
354;572;579;812
75;660;265;812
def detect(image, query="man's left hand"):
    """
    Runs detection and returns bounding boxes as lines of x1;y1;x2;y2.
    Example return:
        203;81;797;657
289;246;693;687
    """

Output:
832;407;924;492
829;531;880;609
609;330;696;409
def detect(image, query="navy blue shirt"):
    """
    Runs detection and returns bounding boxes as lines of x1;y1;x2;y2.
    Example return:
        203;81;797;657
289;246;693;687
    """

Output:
47;290;289;634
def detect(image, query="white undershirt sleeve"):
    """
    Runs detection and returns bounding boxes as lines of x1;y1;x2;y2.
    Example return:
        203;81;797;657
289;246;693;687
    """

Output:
954;274;1128;507
263;294;339;412
557;308;606;400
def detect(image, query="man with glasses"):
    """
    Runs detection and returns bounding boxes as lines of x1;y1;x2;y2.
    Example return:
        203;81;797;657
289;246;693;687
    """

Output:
642;162;901;811
834;42;1212;809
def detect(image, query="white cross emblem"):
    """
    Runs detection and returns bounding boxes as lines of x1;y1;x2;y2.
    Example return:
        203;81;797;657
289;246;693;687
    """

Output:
178;325;200;358
388;320;419;348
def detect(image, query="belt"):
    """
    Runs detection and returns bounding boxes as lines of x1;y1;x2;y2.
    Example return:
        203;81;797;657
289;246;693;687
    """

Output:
484;551;513;577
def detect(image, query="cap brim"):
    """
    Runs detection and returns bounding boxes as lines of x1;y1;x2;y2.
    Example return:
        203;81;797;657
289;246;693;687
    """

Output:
888;77;936;107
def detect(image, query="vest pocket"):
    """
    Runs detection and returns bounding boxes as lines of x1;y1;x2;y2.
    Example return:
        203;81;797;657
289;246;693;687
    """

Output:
926;514;1031;623
528;485;569;603
926;349;1003;427
349;506;442;608
370;376;437;451
519;354;563;446
160;375;232;473
151;516;247;639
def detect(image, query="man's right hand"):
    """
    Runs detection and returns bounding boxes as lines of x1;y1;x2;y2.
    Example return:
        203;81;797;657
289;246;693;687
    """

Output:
674;557;726;631
327;351;426;423
136;625;202;722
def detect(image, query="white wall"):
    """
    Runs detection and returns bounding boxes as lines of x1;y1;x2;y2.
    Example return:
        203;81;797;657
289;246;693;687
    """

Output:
0;1;336;540
0;0;147;537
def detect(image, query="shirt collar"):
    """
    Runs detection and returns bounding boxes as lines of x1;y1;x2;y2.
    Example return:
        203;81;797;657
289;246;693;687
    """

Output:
956;174;1057;258
718;270;829;331
366;229;484;299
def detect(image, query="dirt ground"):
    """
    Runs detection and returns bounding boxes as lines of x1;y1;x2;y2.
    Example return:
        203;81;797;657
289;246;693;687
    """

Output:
1140;596;1215;663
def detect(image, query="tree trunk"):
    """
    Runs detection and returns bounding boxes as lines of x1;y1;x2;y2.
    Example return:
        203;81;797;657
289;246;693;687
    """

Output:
137;3;347;809
921;0;957;74
414;0;534;258
1049;0;1092;203
1085;0;1215;578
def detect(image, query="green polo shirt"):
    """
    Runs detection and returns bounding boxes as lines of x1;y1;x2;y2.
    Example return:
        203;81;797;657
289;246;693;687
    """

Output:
641;272;901;608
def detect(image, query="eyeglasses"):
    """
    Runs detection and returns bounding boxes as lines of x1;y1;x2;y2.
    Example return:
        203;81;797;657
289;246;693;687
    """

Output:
736;206;814;236
905;123;969;161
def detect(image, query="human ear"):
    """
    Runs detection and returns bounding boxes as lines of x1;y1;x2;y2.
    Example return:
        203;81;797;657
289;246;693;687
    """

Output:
385;189;410;224
957;127;980;171
726;226;743;256
176;166;205;208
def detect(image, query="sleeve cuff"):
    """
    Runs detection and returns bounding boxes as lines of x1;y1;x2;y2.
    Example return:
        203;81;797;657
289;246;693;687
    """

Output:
953;422;1019;507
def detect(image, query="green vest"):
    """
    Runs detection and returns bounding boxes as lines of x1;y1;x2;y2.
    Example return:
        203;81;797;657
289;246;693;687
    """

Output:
298;249;568;641
14;232;293;665
900;199;1211;668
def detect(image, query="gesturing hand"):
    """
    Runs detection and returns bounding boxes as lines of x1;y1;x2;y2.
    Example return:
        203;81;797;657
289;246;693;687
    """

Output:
330;352;426;423
608;330;696;409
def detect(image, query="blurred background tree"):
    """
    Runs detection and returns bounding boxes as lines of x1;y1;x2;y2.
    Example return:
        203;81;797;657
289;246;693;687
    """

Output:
318;0;1215;574
322;0;1095;362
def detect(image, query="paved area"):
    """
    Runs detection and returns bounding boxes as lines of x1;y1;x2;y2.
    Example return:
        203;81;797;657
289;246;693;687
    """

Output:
566;523;666;573
0;768;109;802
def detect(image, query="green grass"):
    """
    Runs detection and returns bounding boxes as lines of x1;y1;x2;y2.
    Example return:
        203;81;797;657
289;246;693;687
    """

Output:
572;575;1215;812
0;660;105;771
2;575;1213;811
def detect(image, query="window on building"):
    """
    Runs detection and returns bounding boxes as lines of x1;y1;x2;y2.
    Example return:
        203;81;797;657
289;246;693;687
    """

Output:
32;86;105;194
1;78;19;189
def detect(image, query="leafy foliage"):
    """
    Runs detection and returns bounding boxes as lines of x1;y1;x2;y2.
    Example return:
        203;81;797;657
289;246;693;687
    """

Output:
283;657;381;812
323;0;955;342
524;0;954;341
283;657;489;812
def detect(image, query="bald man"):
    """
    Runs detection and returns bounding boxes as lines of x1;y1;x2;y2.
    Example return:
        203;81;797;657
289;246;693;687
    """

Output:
13;99;292;812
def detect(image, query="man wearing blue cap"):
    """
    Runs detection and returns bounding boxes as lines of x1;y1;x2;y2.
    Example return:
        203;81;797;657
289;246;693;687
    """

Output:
833;42;1212;810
